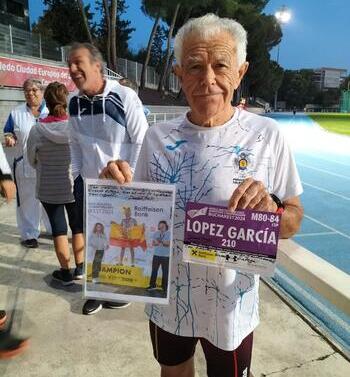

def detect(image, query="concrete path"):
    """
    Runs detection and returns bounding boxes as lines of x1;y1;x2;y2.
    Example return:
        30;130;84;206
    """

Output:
0;201;348;376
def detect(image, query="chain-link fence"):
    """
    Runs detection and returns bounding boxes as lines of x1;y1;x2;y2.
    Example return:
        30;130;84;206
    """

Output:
340;90;350;113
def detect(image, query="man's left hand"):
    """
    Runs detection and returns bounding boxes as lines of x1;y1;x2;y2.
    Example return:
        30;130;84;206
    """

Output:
228;178;277;213
99;160;133;184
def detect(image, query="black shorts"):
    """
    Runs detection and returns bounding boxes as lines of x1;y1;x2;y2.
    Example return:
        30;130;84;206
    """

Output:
42;202;83;237
149;321;253;377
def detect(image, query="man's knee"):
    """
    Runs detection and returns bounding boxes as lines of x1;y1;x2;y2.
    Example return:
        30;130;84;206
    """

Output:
160;357;194;377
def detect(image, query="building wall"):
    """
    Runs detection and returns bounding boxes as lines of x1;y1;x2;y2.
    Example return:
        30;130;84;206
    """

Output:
313;67;347;90
0;0;30;30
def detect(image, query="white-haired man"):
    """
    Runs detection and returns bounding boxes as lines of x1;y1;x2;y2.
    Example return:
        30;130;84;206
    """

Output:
3;79;51;248
102;14;303;377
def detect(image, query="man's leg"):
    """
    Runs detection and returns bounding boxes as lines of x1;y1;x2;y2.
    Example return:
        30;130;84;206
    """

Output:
148;256;161;289
149;321;197;377
160;257;169;292
130;247;135;266
200;332;254;377
119;248;125;265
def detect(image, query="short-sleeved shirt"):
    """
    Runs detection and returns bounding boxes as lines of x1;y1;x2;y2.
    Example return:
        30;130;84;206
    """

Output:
134;108;303;351
152;230;171;257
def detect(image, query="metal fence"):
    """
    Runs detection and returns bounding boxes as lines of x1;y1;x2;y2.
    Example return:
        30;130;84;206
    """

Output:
116;57;180;93
0;23;181;93
147;112;185;125
0;23;63;61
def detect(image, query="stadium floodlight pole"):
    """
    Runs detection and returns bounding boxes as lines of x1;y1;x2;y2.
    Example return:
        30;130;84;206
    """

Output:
274;5;292;111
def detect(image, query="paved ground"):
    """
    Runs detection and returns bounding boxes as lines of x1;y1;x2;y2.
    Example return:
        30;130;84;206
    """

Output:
0;201;349;377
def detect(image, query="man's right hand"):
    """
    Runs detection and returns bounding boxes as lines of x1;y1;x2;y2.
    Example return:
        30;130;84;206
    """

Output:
99;160;133;184
4;135;16;147
0;180;16;202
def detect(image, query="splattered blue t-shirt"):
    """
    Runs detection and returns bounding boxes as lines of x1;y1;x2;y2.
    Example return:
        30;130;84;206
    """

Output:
134;108;303;351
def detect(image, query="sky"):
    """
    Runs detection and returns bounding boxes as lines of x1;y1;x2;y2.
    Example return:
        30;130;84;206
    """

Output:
28;0;350;73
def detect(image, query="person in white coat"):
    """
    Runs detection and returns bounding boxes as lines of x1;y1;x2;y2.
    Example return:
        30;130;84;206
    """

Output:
3;78;51;248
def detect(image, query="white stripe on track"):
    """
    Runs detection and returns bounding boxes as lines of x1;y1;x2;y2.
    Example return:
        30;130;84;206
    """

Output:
302;182;350;201
298;163;350;180
299;155;350;169
304;214;350;241
294;231;337;237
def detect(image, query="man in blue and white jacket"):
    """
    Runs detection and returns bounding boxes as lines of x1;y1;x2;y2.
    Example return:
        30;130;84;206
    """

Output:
68;43;149;315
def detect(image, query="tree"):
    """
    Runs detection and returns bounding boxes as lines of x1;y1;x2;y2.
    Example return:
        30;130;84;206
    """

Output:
139;0;167;89
157;2;181;93
32;0;95;46
154;0;281;97
77;0;93;44
150;25;166;72
340;75;350;91
95;0;135;69
279;69;320;108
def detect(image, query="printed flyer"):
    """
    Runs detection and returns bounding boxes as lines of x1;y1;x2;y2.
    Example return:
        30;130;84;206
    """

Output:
183;202;281;276
84;179;175;304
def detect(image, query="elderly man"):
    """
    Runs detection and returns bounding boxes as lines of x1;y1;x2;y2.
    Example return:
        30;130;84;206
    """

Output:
3;79;51;248
102;14;303;377
68;43;149;315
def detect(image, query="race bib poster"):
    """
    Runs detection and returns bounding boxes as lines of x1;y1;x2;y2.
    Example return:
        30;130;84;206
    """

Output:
183;202;281;276
84;179;175;304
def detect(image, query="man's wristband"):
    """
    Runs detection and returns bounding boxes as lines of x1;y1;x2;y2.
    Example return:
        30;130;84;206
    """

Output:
270;194;285;214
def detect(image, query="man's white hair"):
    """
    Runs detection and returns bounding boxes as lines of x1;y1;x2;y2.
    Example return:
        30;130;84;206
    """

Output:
174;14;247;66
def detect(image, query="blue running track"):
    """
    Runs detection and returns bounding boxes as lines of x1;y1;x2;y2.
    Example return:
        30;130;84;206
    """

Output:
266;112;350;351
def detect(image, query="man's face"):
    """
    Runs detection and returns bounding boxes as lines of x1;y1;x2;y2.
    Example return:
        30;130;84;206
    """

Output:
24;84;43;108
175;32;248;125
68;48;102;93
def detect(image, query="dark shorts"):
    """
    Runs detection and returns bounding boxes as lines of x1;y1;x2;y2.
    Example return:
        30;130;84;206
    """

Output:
41;202;83;237
149;321;253;377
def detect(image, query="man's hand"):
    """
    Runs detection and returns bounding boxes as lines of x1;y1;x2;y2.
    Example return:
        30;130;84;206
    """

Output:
0;180;16;203
228;178;304;238
99;160;133;184
4;135;16;147
228;178;277;213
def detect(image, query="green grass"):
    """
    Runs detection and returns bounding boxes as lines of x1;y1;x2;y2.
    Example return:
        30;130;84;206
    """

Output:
308;113;350;136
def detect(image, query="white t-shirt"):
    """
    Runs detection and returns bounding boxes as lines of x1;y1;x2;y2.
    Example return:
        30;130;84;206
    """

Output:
134;108;303;351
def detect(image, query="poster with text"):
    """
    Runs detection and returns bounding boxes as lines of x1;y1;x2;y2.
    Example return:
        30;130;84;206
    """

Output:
183;202;281;276
84;179;176;304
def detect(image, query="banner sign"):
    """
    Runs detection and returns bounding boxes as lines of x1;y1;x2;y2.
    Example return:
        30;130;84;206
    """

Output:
0;55;76;91
183;202;281;276
84;179;176;305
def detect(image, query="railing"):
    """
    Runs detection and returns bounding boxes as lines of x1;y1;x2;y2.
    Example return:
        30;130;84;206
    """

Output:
105;67;123;81
147;112;185;125
0;23;181;93
0;23;62;61
116;57;181;93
